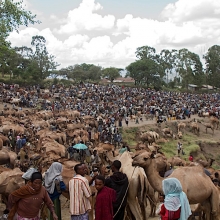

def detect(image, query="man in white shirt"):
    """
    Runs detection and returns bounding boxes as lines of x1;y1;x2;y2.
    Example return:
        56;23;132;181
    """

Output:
69;164;92;220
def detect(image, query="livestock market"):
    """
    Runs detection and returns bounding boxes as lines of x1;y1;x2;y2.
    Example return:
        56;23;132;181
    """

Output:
2;0;220;218
0;82;220;220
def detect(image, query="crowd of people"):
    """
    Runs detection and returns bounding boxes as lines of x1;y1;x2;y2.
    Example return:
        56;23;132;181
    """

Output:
6;161;191;220
1;82;219;219
1;82;220;121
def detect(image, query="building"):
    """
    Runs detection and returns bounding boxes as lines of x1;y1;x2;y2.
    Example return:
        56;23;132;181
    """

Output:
187;84;199;91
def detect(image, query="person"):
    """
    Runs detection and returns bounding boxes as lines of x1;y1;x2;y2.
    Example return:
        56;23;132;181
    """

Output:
16;136;22;154
69;163;93;220
8;128;14;149
90;167;99;186
7;172;58;220
156;194;165;220
177;142;182;156
119;145;127;154
95;175;116;220
125;117;129;127
45;162;66;220
105;160;129;220
85;148;92;165
189;154;194;162
160;178;191;220
91;150;101;165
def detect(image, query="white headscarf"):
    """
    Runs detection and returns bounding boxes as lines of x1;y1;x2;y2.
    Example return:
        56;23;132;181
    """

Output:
45;162;63;194
162;178;192;220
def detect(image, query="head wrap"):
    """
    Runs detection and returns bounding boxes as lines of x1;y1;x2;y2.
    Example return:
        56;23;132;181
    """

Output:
31;172;42;182
44;162;63;194
162;178;192;220
22;168;38;180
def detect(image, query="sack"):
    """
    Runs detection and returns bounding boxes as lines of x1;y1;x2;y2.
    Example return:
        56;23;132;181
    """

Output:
182;150;185;155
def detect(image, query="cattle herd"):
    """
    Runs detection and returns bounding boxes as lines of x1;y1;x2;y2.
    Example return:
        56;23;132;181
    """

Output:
0;82;220;219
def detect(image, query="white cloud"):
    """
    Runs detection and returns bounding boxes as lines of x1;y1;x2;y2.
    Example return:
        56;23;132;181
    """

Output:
161;0;220;22
57;0;115;34
8;0;220;69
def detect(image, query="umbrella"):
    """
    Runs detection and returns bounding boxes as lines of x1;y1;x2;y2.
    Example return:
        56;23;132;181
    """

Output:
73;143;88;150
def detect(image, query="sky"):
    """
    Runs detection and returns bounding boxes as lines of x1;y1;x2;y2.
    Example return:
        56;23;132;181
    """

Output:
8;0;220;70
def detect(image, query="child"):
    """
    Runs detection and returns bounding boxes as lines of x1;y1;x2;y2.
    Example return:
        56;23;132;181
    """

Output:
156;194;165;220
95;175;116;220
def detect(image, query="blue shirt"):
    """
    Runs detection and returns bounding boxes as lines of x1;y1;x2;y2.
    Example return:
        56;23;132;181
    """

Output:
48;181;66;201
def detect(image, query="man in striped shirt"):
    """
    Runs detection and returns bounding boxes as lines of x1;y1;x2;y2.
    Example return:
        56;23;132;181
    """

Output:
69;163;92;220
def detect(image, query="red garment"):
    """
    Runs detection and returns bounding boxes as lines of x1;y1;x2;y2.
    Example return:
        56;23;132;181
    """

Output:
189;156;193;162
95;186;116;220
160;204;181;220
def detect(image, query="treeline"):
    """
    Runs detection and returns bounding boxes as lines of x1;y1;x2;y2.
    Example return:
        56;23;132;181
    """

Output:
126;45;220;89
1;1;220;89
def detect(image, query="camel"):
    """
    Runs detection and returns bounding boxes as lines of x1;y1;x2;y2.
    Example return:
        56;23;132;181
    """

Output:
167;156;186;167
161;127;173;138
0;138;3;150
190;122;200;135
119;151;155;219
177;131;183;139
139;132;155;145
177;122;186;133
132;151;219;220
104;151;157;218
197;158;215;168
0;168;25;210
0;134;10;147
98;142;115;152
0;148;17;168
210;117;219;129
147;131;159;140
200;122;214;135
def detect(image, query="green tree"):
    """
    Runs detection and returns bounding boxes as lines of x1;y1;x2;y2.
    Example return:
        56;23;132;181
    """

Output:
160;49;178;83
102;67;120;82
126;59;163;88
30;35;59;81
87;65;102;81
0;0;38;39
135;46;156;60
177;48;204;88
204;45;220;88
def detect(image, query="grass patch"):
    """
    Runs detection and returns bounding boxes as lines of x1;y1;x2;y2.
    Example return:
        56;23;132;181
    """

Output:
122;127;138;146
122;125;220;169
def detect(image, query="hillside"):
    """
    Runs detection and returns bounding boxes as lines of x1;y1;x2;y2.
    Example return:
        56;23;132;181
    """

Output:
122;117;220;169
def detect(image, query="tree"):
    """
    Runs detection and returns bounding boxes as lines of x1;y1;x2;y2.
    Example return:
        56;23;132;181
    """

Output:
0;0;38;39
126;59;163;88
135;46;156;60
204;45;220;88
160;49;178;83
102;67;120;82
0;0;39;80
30;35;59;81
176;48;204;88
87;65;102;81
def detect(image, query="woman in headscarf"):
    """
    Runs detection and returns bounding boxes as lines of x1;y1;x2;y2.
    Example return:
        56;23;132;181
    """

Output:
8;172;58;220
160;178;191;220
44;162;66;220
